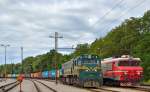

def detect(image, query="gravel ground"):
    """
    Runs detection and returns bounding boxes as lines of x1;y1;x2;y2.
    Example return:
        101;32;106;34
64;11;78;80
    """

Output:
8;80;37;92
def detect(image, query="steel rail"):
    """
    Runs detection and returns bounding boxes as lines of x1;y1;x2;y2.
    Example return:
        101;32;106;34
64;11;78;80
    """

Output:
35;80;57;92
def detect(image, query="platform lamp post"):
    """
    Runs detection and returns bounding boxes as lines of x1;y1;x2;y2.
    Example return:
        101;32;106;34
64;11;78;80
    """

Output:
0;44;10;80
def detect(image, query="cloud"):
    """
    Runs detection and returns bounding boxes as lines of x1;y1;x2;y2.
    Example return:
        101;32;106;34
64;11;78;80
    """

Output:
0;0;150;64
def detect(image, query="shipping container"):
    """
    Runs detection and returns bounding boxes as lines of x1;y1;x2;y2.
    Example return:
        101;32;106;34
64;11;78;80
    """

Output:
49;70;56;80
42;71;49;78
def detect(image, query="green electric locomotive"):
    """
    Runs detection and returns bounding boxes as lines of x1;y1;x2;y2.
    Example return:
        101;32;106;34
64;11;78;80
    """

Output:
62;54;103;87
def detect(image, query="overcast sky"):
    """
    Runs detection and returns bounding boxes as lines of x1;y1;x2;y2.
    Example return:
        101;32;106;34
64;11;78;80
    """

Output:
0;0;150;64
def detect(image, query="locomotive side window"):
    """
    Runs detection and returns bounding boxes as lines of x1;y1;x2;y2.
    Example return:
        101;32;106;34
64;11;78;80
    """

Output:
102;63;107;72
107;63;112;70
101;62;112;71
118;60;140;66
131;60;140;66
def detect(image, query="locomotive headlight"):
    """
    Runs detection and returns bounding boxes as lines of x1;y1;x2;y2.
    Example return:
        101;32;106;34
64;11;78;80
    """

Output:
85;69;89;71
137;72;140;75
137;71;142;75
94;69;97;72
124;72;127;75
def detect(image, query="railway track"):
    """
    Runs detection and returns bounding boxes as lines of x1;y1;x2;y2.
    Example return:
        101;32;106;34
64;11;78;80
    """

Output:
39;79;119;92
0;81;19;92
103;86;150;92
87;87;119;92
131;86;150;92
31;79;57;92
32;79;150;92
31;80;41;92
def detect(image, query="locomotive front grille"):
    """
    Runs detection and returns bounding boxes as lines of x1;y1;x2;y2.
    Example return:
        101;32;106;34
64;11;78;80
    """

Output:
124;71;141;81
83;80;99;87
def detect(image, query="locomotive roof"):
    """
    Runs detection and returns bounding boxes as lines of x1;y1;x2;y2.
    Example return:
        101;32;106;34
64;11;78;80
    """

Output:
101;57;141;64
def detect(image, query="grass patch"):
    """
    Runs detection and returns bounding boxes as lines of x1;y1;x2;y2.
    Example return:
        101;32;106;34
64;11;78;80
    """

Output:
143;80;150;85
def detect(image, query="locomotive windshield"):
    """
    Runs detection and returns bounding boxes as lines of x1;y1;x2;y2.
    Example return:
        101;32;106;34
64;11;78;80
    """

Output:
118;60;140;66
82;59;99;64
78;55;100;65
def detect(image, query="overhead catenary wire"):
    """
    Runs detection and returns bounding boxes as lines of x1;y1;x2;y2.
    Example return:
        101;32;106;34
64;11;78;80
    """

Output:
0;0;147;62
96;0;146;33
46;0;125;51
0;0;128;51
91;0;124;28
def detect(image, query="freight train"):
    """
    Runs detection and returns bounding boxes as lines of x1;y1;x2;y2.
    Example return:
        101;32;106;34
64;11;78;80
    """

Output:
101;55;143;86
4;54;143;87
62;54;103;88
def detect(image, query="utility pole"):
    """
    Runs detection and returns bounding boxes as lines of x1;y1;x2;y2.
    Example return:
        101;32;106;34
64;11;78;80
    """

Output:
21;47;23;74
0;44;10;80
49;32;63;84
11;60;14;78
29;64;32;78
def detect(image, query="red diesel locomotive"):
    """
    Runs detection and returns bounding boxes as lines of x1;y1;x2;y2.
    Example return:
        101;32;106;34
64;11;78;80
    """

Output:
102;55;143;86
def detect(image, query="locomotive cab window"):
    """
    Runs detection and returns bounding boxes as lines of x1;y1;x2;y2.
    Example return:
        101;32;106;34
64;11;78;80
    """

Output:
118;60;140;66
82;59;98;64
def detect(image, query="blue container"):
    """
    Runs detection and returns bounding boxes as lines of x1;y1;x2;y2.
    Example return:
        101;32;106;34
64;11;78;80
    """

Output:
12;74;16;78
50;70;56;79
42;71;49;78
